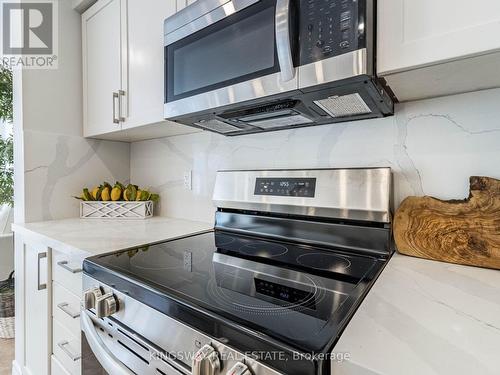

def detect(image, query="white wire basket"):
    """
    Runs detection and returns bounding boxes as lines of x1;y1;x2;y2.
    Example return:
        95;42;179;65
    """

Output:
80;201;153;219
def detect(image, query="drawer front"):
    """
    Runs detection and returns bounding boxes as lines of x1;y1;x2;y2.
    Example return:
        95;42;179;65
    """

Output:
53;319;82;375
53;281;81;335
52;250;84;296
51;354;71;375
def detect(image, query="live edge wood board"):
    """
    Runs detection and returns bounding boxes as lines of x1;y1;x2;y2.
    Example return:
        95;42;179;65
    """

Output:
394;176;500;270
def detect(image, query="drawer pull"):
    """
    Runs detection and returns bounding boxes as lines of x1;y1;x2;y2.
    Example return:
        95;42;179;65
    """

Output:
57;340;81;361
37;252;47;290
57;302;80;319
57;260;82;274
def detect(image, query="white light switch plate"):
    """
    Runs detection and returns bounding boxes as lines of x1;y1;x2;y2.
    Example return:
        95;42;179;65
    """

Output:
183;170;192;190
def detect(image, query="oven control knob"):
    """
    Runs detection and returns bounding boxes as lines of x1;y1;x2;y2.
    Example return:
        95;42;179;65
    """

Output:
95;293;118;318
83;287;102;309
192;344;220;375
316;39;325;48
226;362;252;375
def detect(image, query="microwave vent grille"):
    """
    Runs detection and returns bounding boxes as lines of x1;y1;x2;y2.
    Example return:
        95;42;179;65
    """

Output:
195;119;240;134
314;93;372;118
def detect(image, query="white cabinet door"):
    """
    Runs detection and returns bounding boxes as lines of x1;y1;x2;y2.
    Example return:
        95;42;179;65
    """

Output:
82;0;125;137
178;0;196;10
176;0;187;11
24;244;51;375
123;0;177;129
378;0;500;75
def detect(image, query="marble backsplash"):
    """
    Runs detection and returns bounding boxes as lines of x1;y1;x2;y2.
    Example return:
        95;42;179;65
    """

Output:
20;129;130;222
131;88;500;224
12;0;132;223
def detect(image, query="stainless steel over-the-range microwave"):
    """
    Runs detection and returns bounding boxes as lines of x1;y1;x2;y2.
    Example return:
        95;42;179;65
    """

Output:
164;0;395;136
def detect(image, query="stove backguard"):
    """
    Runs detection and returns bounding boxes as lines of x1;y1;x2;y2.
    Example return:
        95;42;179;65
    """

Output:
213;168;393;258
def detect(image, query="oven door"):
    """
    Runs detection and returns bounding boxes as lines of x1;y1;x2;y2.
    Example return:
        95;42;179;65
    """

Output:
81;310;186;375
164;0;299;119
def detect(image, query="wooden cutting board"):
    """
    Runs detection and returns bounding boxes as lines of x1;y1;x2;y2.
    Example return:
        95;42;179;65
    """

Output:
394;176;500;270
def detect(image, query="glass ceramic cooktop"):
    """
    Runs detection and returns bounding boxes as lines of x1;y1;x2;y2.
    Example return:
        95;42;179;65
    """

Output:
86;231;383;353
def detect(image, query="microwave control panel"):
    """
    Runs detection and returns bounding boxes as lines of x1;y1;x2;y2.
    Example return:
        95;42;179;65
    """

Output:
299;0;365;65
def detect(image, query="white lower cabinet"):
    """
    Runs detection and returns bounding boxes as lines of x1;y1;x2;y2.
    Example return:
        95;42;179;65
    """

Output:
13;234;85;375
23;242;51;375
51;249;84;375
52;250;83;297
51;355;72;375
53;282;82;339
53;319;82;375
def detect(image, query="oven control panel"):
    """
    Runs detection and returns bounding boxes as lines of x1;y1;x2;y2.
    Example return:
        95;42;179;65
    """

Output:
254;177;316;197
299;0;365;65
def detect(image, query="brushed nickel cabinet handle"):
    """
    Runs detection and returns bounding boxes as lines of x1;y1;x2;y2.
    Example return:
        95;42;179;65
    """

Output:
57;260;82;274
37;252;47;291
118;89;126;122
57;341;81;361
113;92;120;124
57;302;80;319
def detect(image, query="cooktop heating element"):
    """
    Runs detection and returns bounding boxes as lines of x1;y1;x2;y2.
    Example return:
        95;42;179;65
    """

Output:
296;253;352;273
239;242;289;258
82;168;393;375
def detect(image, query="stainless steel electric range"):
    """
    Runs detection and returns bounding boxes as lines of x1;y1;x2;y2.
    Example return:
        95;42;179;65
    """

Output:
81;168;393;375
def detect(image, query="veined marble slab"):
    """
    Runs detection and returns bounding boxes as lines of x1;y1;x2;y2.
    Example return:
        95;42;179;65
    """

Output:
131;87;500;224
332;253;500;375
12;217;212;257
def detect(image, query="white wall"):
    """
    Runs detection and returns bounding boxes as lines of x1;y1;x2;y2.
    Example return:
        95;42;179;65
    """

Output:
13;0;130;223
131;88;500;224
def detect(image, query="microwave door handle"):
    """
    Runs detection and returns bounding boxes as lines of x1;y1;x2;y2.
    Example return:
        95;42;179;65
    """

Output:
275;0;295;82
81;311;134;375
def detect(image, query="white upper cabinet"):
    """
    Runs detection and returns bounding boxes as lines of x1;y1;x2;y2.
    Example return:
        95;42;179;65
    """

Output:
176;0;186;11
177;0;196;11
82;0;125;137
82;0;200;141
378;0;500;101
124;0;176;130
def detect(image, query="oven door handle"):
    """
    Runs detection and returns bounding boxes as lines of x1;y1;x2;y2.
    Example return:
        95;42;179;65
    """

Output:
81;310;134;375
275;0;295;82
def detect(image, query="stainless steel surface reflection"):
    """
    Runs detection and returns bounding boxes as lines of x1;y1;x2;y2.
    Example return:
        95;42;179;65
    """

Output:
82;167;393;375
298;49;369;89
164;0;260;44
211;253;351;321
82;275;283;375
212;168;392;223
163;71;299;119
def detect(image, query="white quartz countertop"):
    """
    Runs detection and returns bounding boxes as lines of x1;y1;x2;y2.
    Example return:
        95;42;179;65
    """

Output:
333;253;500;375
12;217;500;374
12;217;212;256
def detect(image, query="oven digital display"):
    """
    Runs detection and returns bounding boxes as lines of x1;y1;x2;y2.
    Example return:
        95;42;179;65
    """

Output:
255;278;316;310
254;178;316;197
